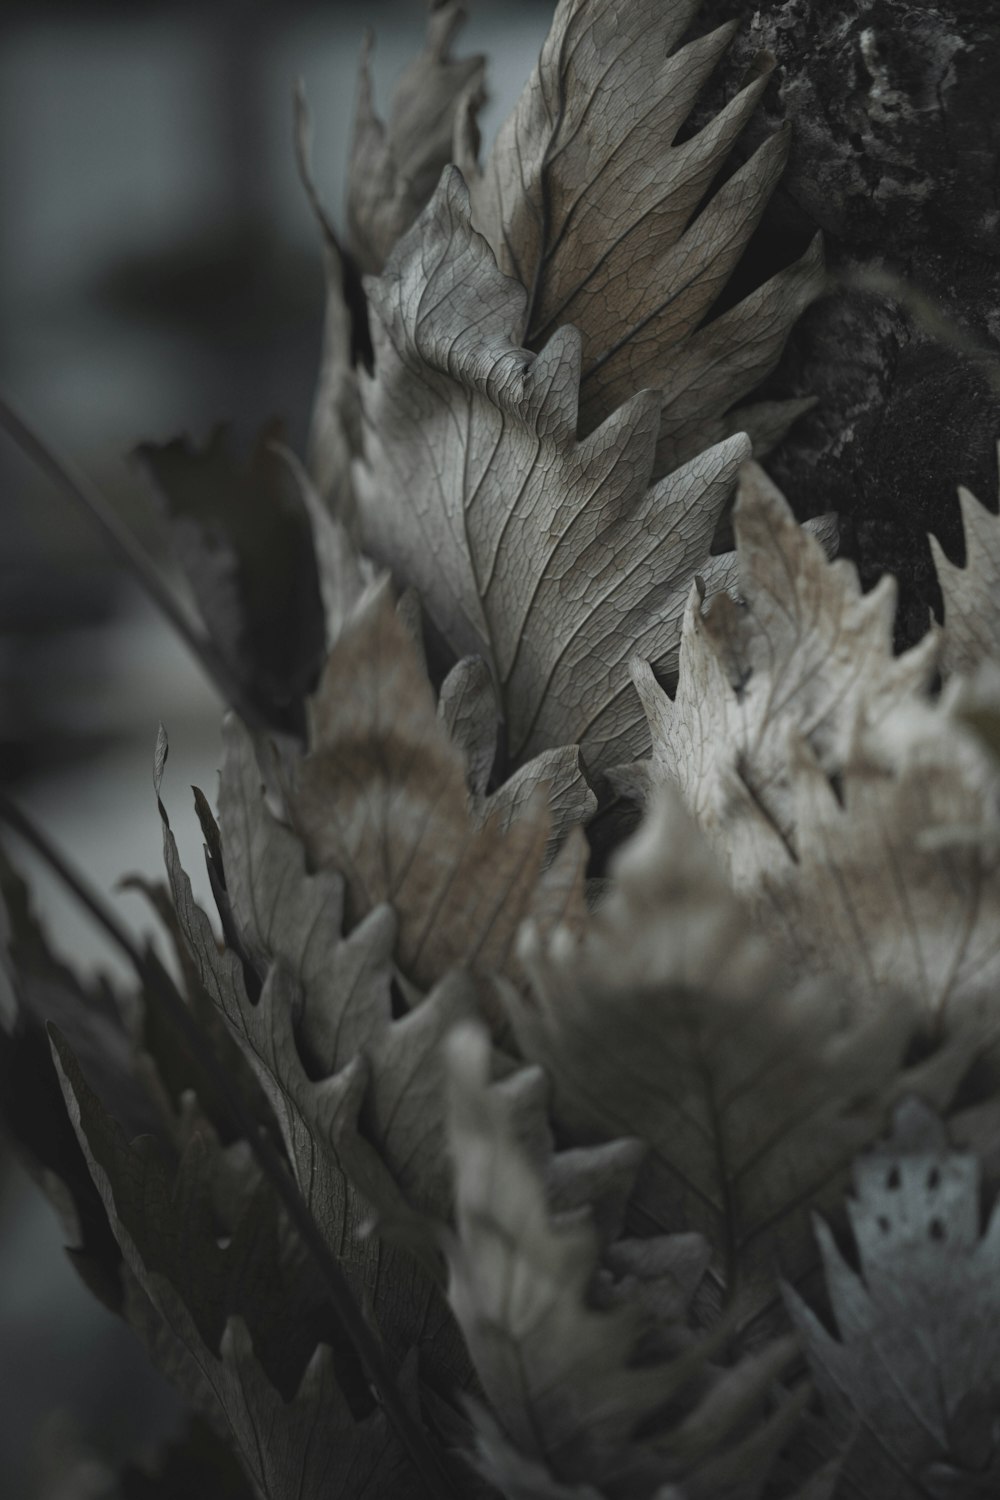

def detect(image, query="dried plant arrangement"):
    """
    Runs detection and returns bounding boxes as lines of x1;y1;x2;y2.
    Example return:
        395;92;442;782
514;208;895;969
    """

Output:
2;0;999;1496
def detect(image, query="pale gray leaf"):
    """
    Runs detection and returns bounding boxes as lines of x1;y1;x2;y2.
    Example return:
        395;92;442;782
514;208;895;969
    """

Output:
633;463;939;896
357;169;748;771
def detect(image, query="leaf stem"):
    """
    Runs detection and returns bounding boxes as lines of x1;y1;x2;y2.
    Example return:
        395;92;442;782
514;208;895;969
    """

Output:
0;793;462;1500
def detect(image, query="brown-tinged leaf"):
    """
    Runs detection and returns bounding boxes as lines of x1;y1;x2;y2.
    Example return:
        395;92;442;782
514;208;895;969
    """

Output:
458;0;824;468
357;169;749;770
347;0;485;274
293;581;589;989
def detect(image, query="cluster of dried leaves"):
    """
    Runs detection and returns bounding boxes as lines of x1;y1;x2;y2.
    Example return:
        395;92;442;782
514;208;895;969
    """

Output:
3;1;1000;1497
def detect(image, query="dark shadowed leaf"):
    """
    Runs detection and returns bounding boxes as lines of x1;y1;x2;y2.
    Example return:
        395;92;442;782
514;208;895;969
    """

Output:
137;425;326;733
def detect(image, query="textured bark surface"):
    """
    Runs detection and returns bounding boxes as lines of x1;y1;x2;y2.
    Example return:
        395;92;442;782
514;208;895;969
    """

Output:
691;0;1000;645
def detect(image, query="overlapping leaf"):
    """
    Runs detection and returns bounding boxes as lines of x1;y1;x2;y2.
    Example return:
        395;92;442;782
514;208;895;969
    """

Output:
357;169;749;770
757;718;1000;1030
931;448;1000;676
438;652;596;853
0;852;153;1311
445;1022;813;1499
293;581;591;987
787;1100;1000;1498
53;1034;425;1500
458;0;824;470
633;468;1000;1027
347;0;485;275
512;791;972;1339
630;462;938;894
155;725;475;1397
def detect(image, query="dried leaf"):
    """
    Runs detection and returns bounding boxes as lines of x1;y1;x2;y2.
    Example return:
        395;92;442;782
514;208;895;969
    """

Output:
52;1032;426;1500
157;725;473;1392
756;723;1000;1030
459;0;824;466
445;1022;809;1499
512;791;974;1336
631;462;938;895
631;469;1000;1026
439;655;499;798
137;425;326;731
294;582;589;989
787;1100;1000;1497
931;450;1000;677
347;0;485;274
357;168;749;770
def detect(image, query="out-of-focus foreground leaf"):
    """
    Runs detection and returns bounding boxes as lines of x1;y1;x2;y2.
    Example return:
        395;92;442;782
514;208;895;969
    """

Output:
445;1023;816;1499
513;791;972;1341
347;0;485;275
634;467;1000;1029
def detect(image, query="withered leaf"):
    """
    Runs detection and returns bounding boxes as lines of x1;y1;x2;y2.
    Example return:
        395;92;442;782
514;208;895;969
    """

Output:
357;169;749;770
347;0;485;274
631;462;938;896
459;0;824;468
757;723;1000;1031
513;791;973;1336
157;728;473;1392
137;425;325;732
53;1032;426;1500
631;468;1000;1027
293;581;589;989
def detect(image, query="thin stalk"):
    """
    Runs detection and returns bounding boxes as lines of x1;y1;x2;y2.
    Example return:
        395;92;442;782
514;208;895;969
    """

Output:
0;395;266;729
0;793;462;1500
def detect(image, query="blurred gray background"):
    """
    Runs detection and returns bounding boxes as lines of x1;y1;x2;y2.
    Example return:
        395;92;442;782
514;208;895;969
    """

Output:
0;2;548;1492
